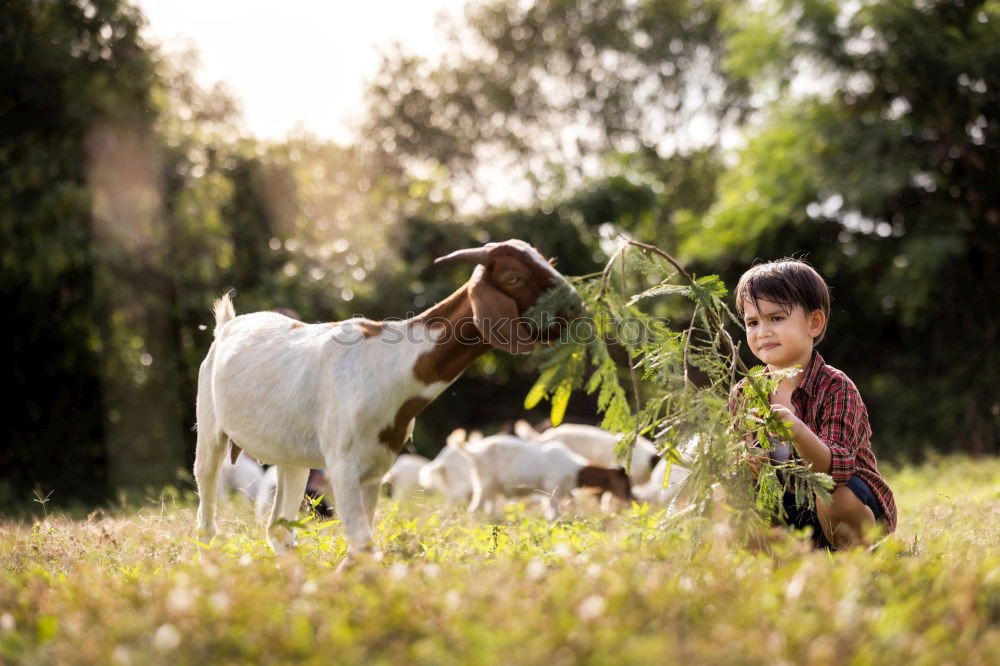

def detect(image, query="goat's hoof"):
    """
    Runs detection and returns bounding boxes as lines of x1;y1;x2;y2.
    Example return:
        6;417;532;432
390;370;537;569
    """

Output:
268;539;296;555
337;553;355;572
337;546;381;572
267;531;297;555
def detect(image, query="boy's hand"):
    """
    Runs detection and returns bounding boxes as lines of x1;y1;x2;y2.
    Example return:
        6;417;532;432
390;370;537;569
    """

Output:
742;447;769;478
769;404;803;439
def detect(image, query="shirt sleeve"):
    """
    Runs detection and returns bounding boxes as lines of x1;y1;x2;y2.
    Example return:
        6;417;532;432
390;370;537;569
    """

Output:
816;379;867;485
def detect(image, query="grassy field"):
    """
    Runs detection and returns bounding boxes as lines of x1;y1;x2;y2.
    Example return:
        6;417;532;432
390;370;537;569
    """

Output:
2;455;999;665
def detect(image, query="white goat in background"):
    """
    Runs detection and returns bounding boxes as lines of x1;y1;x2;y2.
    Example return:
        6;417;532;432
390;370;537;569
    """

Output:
417;429;477;505
459;433;633;519
382;453;430;495
632;434;700;508
216;453;264;502
514;420;661;485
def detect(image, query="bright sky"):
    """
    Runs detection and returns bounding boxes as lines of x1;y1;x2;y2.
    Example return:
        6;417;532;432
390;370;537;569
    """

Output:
134;0;470;143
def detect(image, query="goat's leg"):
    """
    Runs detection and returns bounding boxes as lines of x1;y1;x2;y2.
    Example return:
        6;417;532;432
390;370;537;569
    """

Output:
330;463;380;566
542;489;563;521
194;431;229;542
361;479;382;526
469;477;490;513
266;465;310;554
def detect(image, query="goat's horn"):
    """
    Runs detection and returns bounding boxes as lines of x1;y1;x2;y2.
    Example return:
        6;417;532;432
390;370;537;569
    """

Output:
433;247;491;265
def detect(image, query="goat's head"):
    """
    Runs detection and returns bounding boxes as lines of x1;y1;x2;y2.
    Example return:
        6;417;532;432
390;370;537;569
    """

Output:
435;239;581;354
577;465;634;503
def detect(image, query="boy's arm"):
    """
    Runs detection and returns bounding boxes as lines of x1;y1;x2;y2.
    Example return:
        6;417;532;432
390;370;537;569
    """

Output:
772;380;864;483
770;405;831;474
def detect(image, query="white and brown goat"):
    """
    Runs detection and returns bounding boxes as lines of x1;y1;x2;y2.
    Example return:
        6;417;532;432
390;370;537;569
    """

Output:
514;420;662;485
193;240;578;562
459;433;633;519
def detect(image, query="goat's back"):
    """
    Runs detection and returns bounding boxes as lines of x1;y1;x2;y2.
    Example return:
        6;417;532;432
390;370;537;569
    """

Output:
202;312;436;468
536;424;657;475
465;436;588;489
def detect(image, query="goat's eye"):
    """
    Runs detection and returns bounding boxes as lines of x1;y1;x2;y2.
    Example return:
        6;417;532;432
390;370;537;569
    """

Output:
503;274;521;285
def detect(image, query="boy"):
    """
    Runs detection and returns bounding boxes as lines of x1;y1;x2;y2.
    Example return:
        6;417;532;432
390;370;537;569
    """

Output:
731;259;896;549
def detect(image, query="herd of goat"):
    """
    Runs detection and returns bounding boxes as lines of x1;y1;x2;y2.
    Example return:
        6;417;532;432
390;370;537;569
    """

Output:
217;420;695;522
194;239;692;562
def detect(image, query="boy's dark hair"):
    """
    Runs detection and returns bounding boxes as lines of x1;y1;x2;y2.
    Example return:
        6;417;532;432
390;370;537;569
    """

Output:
734;258;831;344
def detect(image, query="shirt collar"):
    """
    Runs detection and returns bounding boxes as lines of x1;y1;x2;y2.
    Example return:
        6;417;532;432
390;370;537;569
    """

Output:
794;349;826;398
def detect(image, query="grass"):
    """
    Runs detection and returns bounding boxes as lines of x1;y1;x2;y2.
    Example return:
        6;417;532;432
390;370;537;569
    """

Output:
2;454;999;665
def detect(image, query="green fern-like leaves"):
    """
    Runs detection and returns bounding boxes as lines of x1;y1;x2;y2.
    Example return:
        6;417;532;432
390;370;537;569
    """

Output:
524;341;587;427
586;343;633;433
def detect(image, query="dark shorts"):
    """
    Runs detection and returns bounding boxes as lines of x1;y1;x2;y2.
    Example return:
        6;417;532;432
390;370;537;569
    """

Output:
781;475;885;550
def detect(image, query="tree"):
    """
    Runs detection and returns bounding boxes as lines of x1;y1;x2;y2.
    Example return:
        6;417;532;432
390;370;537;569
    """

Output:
362;0;750;206
0;0;162;505
362;0;999;455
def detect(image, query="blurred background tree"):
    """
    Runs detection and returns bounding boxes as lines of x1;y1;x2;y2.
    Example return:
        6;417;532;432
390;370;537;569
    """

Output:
2;0;162;505
1;0;996;509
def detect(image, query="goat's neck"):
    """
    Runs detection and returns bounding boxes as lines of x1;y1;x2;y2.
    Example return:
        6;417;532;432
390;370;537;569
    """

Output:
408;283;491;386
373;286;490;454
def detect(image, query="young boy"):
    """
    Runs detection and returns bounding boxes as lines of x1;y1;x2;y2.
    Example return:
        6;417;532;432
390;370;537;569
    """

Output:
731;259;896;549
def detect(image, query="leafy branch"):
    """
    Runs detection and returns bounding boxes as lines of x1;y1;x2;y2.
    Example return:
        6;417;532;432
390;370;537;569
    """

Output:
525;238;834;534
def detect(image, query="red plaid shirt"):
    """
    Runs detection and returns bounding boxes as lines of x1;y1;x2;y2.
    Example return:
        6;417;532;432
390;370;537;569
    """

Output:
732;351;897;533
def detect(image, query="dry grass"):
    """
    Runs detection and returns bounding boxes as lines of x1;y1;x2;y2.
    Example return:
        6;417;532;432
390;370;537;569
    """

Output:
2;455;999;665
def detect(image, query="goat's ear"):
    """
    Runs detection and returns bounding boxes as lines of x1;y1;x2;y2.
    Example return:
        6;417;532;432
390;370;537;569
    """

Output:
446;428;467;448
468;265;535;354
513;419;540;440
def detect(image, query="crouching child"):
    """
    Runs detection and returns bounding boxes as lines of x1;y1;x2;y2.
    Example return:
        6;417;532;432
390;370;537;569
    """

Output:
729;258;897;549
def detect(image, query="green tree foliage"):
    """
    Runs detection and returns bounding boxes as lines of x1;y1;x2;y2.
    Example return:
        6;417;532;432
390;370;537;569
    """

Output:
1;0;159;504
4;0;997;510
367;0;999;456
362;0;750;199
1;2;406;503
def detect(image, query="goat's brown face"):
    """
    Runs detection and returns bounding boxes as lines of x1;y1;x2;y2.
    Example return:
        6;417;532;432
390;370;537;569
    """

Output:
435;239;580;354
612;468;634;503
485;251;556;310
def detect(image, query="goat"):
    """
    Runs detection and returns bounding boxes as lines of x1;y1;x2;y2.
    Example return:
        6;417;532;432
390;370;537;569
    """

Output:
255;466;335;521
632;434;701;507
418;429;476;505
460;434;633;520
217;452;265;501
193;239;579;562
381;453;430;494
514;420;661;485
633;457;693;507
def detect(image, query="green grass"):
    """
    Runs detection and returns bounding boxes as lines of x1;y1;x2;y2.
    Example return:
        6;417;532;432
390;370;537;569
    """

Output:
3;455;999;665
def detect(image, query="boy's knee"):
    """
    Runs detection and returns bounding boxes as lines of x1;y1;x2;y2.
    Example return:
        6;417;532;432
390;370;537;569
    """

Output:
829;485;874;522
817;485;876;548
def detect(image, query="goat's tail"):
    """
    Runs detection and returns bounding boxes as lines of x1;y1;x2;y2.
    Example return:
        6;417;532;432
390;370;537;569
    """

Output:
212;291;236;337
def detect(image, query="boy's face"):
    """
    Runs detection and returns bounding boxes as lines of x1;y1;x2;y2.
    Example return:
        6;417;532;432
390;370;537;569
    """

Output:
741;298;826;369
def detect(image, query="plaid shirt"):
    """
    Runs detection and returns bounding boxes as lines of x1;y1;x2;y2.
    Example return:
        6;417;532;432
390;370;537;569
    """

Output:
732;351;897;533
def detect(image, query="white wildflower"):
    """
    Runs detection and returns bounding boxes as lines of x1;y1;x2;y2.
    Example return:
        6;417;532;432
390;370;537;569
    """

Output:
153;623;181;652
576;595;607;621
